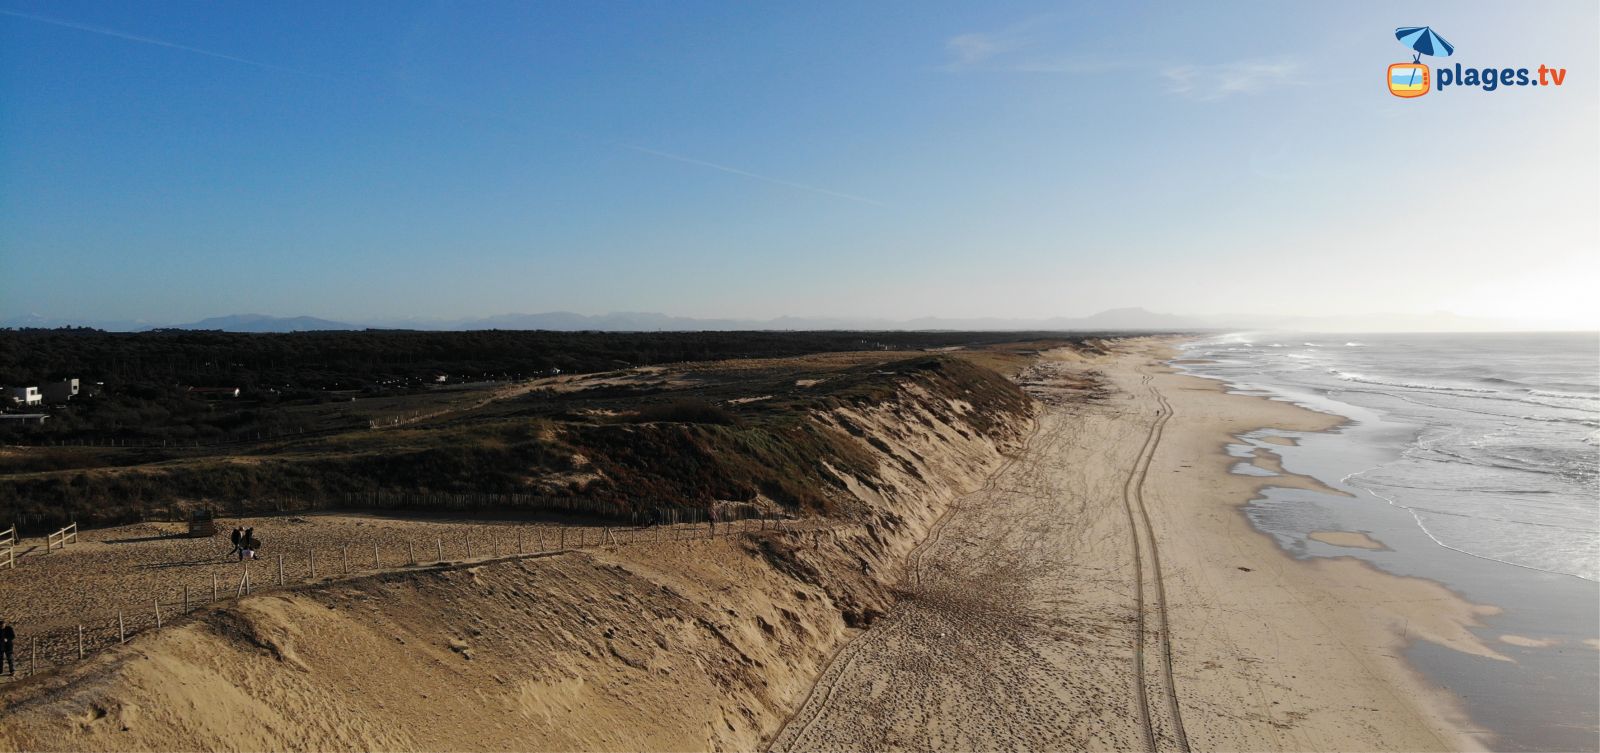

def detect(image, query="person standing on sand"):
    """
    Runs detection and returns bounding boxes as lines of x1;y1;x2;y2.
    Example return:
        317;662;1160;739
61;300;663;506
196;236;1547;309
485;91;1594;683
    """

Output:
1;618;15;675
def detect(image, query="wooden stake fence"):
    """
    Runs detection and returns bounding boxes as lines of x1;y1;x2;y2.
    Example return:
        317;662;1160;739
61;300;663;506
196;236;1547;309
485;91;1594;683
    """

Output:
0;525;16;570
46;522;78;553
1;518;776;684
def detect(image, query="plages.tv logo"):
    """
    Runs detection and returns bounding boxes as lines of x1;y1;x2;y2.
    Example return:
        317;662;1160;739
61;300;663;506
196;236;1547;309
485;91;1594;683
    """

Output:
1387;26;1568;98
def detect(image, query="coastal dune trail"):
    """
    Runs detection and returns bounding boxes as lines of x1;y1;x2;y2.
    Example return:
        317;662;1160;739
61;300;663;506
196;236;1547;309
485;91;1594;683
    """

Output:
769;341;1493;753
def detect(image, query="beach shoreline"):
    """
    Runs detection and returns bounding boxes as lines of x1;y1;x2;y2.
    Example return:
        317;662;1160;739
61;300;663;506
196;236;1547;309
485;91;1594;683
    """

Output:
767;337;1501;751
1133;340;1500;751
1167;335;1599;752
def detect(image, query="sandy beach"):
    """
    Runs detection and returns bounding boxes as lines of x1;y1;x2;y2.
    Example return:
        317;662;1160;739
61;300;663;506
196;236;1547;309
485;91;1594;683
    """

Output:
772;338;1496;751
0;339;1526;751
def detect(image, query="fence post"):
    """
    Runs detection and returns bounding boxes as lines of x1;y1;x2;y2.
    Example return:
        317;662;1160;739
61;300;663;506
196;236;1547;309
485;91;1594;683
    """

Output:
465;531;472;558
155;599;161;629
119;612;126;643
408;541;416;565
278;554;286;586
517;528;523;554
78;625;84;659
310;548;316;579
212;573;218;601
373;543;380;569
184;585;191;613
436;537;443;562
341;546;349;574
538;529;545;552
31;636;37;676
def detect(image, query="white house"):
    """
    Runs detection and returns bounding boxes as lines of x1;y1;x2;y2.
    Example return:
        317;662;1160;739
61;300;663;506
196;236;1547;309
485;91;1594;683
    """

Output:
42;378;79;403
7;386;41;406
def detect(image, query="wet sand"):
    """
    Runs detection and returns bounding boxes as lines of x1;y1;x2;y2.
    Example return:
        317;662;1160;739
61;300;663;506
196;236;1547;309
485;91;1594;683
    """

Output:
1308;530;1388;550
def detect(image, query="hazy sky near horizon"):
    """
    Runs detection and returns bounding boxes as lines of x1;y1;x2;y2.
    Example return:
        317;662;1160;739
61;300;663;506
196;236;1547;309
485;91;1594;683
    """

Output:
2;1;1596;327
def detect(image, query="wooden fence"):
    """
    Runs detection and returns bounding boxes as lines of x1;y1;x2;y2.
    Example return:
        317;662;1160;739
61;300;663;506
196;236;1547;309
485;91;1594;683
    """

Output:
45;522;77;553
0;515;809;682
0;525;14;570
2;426;339;450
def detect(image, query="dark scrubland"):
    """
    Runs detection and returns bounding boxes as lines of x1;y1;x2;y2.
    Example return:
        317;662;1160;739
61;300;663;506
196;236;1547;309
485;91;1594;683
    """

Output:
0;328;1084;444
0;329;1107;531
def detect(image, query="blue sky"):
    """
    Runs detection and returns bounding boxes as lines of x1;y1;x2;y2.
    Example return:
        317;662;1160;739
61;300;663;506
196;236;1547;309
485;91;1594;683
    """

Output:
2;1;1596;326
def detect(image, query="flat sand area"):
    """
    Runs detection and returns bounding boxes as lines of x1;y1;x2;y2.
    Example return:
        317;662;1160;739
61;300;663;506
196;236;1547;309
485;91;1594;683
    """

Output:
772;339;1496;752
0;514;700;673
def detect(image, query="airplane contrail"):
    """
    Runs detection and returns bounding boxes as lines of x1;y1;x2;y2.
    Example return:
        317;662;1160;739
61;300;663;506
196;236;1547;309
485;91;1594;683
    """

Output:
0;8;336;79
621;145;886;207
3;8;883;207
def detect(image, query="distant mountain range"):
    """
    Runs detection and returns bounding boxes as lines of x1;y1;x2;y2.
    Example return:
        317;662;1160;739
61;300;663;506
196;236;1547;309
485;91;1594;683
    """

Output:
1;308;1561;333
161;314;357;332
166;308;1207;333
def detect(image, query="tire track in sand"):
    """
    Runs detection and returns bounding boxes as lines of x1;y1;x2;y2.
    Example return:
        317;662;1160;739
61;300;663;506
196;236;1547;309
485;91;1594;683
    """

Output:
1124;371;1190;752
768;420;1044;750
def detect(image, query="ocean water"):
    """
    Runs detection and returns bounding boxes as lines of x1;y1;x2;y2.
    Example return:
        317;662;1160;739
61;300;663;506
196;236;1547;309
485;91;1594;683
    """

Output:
1175;331;1599;751
1179;332;1599;581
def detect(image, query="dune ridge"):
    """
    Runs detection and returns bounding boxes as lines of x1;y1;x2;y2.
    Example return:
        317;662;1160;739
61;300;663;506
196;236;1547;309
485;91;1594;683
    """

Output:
0;353;1037;751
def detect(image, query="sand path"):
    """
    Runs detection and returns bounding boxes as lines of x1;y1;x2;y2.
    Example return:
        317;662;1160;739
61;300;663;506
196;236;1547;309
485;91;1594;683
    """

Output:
770;340;1492;752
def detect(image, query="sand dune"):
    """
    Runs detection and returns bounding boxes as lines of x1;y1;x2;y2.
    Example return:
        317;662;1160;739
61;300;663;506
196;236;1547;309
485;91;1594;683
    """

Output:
0;352;1032;751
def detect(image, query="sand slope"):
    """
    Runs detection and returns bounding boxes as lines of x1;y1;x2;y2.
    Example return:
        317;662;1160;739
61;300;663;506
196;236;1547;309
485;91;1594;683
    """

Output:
1;544;862;751
0;357;1032;752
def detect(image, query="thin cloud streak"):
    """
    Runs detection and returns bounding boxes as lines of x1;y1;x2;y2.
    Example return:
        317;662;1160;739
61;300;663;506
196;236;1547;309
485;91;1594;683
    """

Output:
1161;59;1303;100
942;16;1299;101
941;12;1125;74
0;8;338;80
621;145;886;207
942;12;1063;70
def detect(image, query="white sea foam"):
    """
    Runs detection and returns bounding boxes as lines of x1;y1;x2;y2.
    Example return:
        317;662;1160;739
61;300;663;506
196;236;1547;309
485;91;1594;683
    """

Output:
1328;369;1501;394
1183;332;1600;582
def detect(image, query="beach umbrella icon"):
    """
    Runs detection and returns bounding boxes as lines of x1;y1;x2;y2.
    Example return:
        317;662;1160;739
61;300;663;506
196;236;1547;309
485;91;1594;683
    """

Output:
1395;26;1454;62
